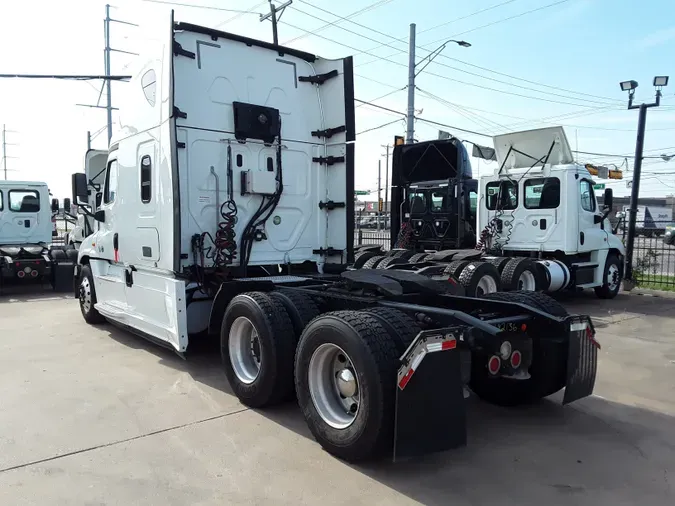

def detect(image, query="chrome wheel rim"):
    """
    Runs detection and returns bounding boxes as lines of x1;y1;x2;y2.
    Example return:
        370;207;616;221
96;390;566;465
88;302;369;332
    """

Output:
517;270;537;291
308;343;360;429
80;277;92;314
476;275;499;296
229;317;262;384
607;263;620;291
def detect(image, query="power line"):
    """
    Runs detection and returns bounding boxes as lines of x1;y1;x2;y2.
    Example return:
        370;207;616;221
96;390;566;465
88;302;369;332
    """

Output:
356;118;403;135
283;0;394;45
0;74;130;81
292;1;614;107
215;1;268;28
141;0;260;14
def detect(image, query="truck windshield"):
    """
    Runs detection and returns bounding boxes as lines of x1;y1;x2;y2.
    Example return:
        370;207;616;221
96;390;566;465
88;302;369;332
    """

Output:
485;181;517;210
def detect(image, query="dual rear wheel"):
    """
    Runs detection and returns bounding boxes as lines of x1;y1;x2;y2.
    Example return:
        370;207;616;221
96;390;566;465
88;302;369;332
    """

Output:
220;291;419;462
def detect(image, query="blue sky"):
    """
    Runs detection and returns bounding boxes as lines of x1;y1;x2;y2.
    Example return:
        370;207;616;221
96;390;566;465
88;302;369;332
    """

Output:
0;0;673;199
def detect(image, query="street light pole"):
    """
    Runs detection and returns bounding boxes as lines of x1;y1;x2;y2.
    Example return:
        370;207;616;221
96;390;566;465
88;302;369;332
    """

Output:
404;24;470;144
621;76;668;282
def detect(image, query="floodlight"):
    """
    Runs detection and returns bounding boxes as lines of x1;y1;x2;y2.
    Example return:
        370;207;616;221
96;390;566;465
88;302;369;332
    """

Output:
653;76;669;87
620;80;638;91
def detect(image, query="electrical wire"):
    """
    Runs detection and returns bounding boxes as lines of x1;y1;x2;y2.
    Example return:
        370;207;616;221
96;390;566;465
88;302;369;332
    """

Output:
140;0;259;14
214;0;268;28
283;0;395;45
356;118;404;136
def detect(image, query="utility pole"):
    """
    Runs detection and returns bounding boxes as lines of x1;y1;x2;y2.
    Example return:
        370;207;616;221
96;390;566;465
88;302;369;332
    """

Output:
260;0;293;45
381;144;391;218
620;76;668;282
1;125;6;181
405;24;416;144
404;24;471;144
104;4;113;145
377;159;382;231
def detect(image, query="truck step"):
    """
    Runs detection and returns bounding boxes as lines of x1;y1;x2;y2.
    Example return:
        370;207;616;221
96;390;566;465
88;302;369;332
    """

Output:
571;262;598;270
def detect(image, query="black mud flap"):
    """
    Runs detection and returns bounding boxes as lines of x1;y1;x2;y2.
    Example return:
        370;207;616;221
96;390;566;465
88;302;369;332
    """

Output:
563;315;599;405
393;327;467;461
52;262;75;293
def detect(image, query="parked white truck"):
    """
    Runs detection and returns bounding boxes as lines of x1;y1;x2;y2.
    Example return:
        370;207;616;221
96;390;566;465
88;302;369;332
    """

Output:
361;127;625;299
616;204;672;237
0;180;74;290
72;15;599;462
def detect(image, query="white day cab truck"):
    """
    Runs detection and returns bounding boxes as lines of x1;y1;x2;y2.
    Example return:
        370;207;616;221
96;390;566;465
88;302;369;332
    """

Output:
0;180;75;291
357;127;625;300
72;16;599;462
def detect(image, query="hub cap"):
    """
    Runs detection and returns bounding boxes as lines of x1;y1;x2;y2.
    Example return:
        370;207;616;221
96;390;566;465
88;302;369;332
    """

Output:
607;263;620;291
517;270;537;291
476;275;498;296
229;317;262;384
80;277;92;314
308;343;360;429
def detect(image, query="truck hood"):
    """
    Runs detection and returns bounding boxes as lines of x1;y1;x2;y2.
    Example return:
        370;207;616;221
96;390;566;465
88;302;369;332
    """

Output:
493;126;574;170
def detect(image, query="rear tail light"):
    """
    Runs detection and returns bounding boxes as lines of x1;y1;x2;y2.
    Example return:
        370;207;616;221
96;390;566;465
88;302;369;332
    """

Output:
510;350;522;368
30;270;39;278
488;355;501;375
17;271;25;278
499;341;512;360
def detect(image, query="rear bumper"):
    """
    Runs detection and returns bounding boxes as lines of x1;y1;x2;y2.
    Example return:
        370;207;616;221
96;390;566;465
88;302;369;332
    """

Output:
1;256;51;279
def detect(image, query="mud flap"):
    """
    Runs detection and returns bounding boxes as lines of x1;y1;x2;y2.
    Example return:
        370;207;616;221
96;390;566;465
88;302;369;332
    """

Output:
52;262;75;292
563;315;599;405
393;328;467;461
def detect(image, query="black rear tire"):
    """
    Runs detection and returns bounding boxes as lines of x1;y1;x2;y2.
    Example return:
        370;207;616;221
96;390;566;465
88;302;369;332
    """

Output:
501;258;544;291
362;255;387;269
362;307;421;354
353;250;377;269
376;256;408;269
458;261;501;297
221;292;297;408
269;290;320;338
295;311;399;462
443;260;470;278
78;264;106;324
469;291;569;406
485;256;512;274
408;252;428;264
594;252;622;299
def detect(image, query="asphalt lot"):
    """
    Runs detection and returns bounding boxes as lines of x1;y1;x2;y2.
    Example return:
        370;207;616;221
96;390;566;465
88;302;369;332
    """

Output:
0;286;674;505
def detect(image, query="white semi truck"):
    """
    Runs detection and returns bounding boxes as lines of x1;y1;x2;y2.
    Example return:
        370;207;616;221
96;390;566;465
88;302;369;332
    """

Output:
0;180;74;290
365;127;625;299
72;15;599;462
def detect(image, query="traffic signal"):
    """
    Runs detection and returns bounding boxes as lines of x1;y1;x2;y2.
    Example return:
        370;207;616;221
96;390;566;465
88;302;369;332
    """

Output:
608;169;623;180
394;135;404;146
378;198;383;212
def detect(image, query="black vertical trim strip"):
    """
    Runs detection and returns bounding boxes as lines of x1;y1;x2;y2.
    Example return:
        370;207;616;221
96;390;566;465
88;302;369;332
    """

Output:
343;56;356;143
169;10;182;274
343;56;356;264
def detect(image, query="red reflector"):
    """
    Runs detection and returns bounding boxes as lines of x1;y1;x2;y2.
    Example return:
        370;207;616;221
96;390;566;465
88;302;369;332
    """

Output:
521;324;527;332
488;355;501;375
448;277;457;285
510;350;522;368
586;325;601;350
398;368;415;390
441;339;457;350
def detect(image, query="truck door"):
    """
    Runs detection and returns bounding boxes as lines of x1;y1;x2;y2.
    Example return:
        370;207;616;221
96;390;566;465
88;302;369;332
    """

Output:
0;188;48;245
90;158;127;307
577;178;607;253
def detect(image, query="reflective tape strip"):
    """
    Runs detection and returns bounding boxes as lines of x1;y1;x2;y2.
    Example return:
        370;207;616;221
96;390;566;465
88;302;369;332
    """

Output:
570;322;587;332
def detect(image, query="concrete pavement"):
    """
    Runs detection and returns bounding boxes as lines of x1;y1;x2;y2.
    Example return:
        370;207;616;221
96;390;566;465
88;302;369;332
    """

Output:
0;290;673;505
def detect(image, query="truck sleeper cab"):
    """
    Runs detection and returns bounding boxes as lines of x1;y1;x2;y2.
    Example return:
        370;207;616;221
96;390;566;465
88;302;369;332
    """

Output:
74;17;600;463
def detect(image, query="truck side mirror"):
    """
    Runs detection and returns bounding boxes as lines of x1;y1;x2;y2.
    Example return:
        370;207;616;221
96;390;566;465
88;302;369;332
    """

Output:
94;209;106;222
51;198;60;213
72;173;88;204
603;188;613;209
63;198;71;214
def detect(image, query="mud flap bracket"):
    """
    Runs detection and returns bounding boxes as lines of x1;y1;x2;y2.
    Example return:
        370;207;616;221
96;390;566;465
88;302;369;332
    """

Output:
393;327;467;461
563;315;598;405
